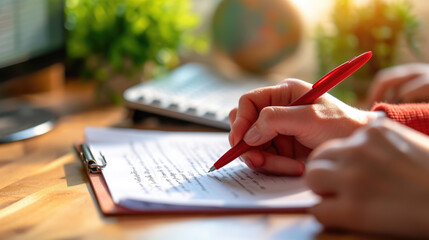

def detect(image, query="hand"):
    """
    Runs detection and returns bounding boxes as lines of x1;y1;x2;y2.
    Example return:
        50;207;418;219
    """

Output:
306;118;429;238
228;78;379;176
368;63;429;104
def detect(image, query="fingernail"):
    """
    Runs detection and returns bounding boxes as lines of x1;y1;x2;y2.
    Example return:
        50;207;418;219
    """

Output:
243;127;261;144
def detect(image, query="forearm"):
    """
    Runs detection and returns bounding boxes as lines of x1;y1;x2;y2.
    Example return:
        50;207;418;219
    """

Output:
372;103;429;135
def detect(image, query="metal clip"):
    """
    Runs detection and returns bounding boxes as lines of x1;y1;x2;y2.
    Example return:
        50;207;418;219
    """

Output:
80;144;107;173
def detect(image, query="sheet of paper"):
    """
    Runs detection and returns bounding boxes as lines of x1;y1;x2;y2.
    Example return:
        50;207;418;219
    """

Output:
86;127;318;210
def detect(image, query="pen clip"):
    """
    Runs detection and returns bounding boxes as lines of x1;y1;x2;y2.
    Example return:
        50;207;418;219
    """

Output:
80;144;107;173
312;62;348;89
312;51;372;90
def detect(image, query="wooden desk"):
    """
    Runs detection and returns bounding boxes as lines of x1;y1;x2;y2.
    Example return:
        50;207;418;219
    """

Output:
0;81;386;240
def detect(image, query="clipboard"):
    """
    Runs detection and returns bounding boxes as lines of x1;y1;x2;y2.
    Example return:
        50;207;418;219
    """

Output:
75;143;142;216
75;143;310;216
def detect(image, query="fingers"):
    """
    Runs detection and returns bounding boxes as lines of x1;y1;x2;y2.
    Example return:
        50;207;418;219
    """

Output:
309;198;351;229
307;119;429;237
273;135;294;159
229;85;284;146
306;159;339;196
369;70;417;104
398;76;429;103
309;127;389;170
229;79;312;146
306;138;370;231
242;105;312;146
240;96;368;148
228;108;238;145
228;108;237;126
368;63;429;104
241;149;305;176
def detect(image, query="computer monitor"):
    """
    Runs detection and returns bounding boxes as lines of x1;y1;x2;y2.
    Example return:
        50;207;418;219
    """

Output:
0;0;65;143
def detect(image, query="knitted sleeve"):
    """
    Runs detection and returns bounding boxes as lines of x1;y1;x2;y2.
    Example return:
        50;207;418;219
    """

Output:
371;103;429;136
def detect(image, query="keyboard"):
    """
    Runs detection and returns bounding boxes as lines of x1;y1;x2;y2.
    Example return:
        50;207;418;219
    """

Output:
123;63;270;130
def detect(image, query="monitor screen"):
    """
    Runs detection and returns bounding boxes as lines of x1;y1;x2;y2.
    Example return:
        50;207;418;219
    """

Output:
0;0;65;81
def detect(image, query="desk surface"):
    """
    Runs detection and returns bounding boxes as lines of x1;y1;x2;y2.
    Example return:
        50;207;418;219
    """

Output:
0;81;386;240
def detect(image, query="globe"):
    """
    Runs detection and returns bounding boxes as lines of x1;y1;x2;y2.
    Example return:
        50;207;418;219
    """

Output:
211;0;302;73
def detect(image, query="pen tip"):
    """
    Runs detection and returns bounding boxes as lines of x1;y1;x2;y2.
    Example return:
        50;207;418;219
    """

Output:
208;166;216;173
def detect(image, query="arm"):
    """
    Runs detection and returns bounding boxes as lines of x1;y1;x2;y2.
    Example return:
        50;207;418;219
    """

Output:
372;102;429;135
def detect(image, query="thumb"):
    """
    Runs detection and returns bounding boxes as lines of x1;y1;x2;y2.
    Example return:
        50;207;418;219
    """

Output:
243;105;310;146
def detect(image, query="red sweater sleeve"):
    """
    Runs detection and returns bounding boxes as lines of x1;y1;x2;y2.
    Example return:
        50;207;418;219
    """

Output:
371;103;429;136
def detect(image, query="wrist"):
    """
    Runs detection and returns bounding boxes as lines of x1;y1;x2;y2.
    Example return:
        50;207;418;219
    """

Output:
349;110;386;134
366;110;386;123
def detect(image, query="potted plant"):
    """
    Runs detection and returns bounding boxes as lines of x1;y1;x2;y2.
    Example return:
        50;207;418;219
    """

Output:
315;0;421;103
65;0;208;103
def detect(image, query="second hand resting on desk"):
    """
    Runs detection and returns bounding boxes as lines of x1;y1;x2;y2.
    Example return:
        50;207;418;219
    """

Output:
208;51;373;173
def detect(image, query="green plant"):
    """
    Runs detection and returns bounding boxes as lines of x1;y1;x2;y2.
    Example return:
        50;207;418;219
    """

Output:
315;0;420;103
65;0;208;103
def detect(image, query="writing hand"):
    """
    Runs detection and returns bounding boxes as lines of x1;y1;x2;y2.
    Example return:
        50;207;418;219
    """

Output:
228;78;379;176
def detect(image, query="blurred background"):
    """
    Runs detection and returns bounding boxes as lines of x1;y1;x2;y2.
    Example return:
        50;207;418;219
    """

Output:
63;0;428;104
2;0;429;106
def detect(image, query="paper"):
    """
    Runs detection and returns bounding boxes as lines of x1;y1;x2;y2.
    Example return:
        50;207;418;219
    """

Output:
86;127;318;210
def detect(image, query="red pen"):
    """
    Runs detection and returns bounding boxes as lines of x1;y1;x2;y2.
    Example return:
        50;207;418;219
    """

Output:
208;51;373;173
